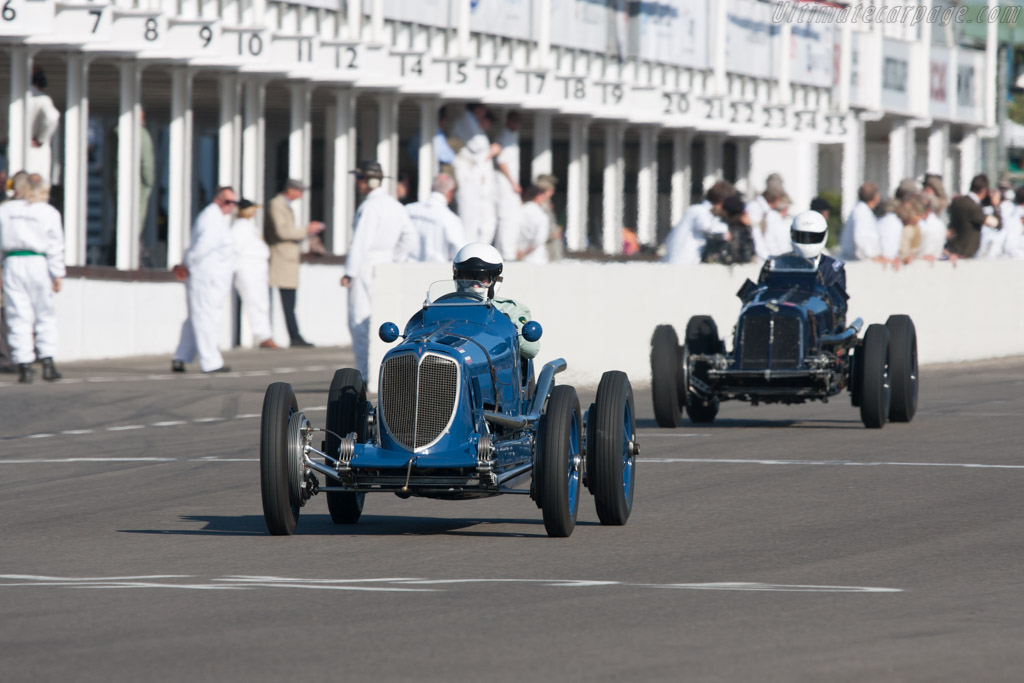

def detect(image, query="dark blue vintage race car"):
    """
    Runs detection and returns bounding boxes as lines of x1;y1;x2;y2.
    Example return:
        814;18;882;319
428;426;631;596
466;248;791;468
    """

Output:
260;282;637;537
651;255;919;429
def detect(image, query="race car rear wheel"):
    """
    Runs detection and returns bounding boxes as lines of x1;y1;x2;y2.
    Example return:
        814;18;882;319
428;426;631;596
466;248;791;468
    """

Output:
591;371;637;526
885;315;918;423
260;382;301;535
858;324;891;429
325;369;367;524
537;385;582;538
650;325;681;428
684;315;721;424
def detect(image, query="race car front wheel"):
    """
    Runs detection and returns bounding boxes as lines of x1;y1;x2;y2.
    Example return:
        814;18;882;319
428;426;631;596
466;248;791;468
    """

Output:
650;325;682;428
885;315;918;423
858;324;891;429
325;369;368;524
537;385;582;538
591;371;636;526
260;382;301;535
684;316;721;424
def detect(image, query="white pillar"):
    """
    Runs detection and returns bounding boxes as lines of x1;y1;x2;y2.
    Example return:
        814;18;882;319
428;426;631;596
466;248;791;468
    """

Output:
838;18;852;112
918;0;933;118
566;117;589;251
777;22;792;104
535;0;551;69
531;110;553;180
456;0;471;56
63;53;89;268
841;114;864;222
288;82;313;226
927;123;949;176
376;92;399;195
712;0;727;95
7;47;29;178
670;129;692;226
602;123;624;255
735;138;753;199
116;60;142;270
168;67;194;269
959;128;980;194
418;98;438;201
242;78;266;207
985;0;998;128
370;0;384;43
702;133;723;193
636;126;657;246
347;0;362;40
330;89;357;255
888;118;913;196
218;73;242;189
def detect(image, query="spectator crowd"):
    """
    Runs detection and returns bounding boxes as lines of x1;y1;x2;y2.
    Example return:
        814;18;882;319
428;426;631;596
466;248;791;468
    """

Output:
665;171;1024;266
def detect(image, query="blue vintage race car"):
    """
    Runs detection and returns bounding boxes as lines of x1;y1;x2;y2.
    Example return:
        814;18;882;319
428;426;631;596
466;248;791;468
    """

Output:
651;255;919;429
260;282;637;537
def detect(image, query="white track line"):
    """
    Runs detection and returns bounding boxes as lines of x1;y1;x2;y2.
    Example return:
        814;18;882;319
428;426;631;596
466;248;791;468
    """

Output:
639;457;1024;470
0;574;901;594
2;406;328;443
0;364;332;387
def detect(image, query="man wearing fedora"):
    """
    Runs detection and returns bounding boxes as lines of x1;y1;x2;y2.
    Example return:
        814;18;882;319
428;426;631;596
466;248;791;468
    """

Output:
341;160;417;380
266;178;324;347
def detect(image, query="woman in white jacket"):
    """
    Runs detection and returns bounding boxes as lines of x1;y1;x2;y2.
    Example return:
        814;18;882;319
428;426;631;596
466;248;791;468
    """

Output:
232;200;277;348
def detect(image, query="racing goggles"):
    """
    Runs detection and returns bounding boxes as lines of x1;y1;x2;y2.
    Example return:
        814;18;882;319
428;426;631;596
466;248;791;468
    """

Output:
791;229;826;244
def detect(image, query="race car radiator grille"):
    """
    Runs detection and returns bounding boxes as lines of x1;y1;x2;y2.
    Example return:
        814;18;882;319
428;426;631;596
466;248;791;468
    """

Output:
771;315;801;369
415;355;459;449
380;353;459;451
739;313;802;369
381;354;418;449
740;315;771;367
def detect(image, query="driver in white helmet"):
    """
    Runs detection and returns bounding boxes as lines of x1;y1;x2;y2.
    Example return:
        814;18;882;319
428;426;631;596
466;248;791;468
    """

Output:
762;210;848;319
452;242;540;359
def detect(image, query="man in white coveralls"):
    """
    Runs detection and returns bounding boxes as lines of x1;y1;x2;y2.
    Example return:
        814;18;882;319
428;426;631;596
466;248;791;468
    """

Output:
341;160;417;381
0;173;66;383
172;186;238;374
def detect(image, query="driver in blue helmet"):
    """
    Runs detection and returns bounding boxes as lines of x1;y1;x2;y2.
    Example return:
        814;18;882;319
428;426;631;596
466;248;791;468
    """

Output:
452;242;540;359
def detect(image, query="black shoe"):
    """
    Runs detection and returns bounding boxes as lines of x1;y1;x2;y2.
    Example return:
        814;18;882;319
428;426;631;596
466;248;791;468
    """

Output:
204;366;232;374
40;357;62;381
18;364;35;384
172;360;186;373
290;338;314;348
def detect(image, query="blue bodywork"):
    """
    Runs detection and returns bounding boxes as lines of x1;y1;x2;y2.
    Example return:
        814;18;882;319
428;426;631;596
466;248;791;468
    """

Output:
345;297;538;495
697;256;860;403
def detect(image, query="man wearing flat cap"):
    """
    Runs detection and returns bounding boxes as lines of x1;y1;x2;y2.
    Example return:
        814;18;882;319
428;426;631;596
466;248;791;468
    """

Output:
265;178;324;347
341;160;417;380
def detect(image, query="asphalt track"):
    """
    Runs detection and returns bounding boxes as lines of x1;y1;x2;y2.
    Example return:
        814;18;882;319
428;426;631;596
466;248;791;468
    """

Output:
1;348;1023;682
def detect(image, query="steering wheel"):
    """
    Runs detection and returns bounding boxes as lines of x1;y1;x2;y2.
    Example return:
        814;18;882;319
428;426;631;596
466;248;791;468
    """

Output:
434;291;485;303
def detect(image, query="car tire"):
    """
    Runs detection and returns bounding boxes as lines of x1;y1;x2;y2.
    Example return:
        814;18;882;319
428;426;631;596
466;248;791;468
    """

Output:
859;324;891;429
683;315;721;424
885;315;918;423
591;371;637;526
849;344;864;407
260;382;301;535
650;325;681;428
537;385;582;538
325;369;367;524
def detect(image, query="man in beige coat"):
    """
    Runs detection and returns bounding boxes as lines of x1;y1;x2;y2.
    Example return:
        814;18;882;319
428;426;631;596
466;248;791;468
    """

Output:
265;179;324;347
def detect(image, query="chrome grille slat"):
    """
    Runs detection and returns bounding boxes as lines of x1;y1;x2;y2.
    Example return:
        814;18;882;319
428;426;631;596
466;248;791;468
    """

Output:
380;352;459;452
415;356;459;449
381;354;417;450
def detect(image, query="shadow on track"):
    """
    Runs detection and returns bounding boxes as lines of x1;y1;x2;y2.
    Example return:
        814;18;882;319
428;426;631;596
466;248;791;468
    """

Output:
636;417;862;430
119;514;597;538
